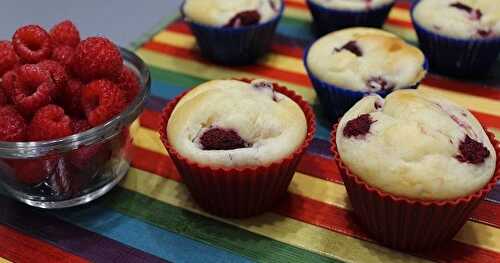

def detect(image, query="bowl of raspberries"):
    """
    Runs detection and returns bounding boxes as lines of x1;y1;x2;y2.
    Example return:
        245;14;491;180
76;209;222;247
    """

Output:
0;20;150;208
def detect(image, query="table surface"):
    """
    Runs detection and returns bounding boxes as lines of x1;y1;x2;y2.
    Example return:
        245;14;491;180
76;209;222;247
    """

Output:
0;0;182;48
1;1;500;263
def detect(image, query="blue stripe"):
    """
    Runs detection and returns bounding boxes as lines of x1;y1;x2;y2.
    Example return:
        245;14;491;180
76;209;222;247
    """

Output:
53;202;253;263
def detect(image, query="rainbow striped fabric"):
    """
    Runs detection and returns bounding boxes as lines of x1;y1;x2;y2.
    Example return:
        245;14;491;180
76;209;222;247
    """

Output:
1;0;500;262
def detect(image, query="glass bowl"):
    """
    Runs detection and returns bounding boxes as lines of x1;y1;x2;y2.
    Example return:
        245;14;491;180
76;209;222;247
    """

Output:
0;48;150;209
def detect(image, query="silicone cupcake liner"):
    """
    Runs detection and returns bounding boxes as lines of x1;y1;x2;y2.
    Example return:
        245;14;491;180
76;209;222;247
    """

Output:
411;1;500;77
331;124;500;251
160;80;316;218
306;0;394;35
303;45;427;121
181;1;284;65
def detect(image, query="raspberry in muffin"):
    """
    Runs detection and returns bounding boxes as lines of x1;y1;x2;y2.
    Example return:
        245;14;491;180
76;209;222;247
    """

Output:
167;79;307;167
304;27;427;119
413;0;500;39
183;0;282;28
336;89;496;200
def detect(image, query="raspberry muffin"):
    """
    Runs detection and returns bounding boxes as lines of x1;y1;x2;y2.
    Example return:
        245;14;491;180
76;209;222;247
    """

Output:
306;0;395;35
160;79;315;218
332;89;499;250
182;0;283;65
412;0;500;76
304;27;427;120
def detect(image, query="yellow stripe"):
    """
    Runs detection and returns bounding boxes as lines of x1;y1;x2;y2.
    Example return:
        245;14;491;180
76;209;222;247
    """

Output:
130;124;500;253
136;48;317;104
148;33;500;119
121;168;430;263
154;31;306;75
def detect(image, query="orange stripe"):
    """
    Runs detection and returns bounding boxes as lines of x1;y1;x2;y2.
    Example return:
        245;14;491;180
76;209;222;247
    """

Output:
130;143;500;263
143;41;313;88
0;225;88;263
138;110;500;229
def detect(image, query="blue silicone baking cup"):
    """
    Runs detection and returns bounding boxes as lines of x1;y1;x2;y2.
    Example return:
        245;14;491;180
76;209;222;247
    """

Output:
306;0;395;35
411;1;500;77
303;44;428;121
181;1;284;65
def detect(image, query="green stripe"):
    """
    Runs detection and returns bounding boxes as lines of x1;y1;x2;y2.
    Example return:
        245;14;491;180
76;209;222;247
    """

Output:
150;65;205;88
103;187;343;263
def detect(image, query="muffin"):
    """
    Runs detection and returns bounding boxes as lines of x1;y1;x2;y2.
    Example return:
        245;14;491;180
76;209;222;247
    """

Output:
160;79;315;218
306;0;395;35
412;0;500;76
332;89;500;250
182;0;283;65
304;27;427;120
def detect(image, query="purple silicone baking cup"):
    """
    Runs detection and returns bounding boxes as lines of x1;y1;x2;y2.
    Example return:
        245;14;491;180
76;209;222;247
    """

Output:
181;1;284;65
303;44;428;121
411;1;500;77
306;0;395;35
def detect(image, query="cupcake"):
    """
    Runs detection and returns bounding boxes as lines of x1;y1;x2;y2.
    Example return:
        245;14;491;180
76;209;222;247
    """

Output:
412;0;500;77
306;0;395;35
160;79;315;218
304;27;427;120
332;89;500;250
182;0;283;65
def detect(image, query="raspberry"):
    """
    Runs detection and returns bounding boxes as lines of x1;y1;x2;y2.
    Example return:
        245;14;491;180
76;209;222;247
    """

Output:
60;79;84;116
49;20;80;47
51;45;75;69
81;80;126;126
366;77;395;92
69;143;111;170
12;64;56;115
12;25;52;63
1;70;18;100
28;104;72;141
199;127;249;150
72;37;123;80
0;106;27;142
343;114;375;138
71;119;91;134
335;41;363;57
0;41;19;76
225;10;261;28
0;82;8;106
456;135;490;164
115;67;140;103
37;60;68;93
8;158;55;185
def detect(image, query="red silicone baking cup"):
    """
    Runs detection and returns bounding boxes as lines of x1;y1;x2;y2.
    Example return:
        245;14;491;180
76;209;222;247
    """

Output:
160;79;316;218
331;124;500;251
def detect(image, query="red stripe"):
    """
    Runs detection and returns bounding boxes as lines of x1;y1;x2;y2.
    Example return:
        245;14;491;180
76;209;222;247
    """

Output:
143;41;313;88
0;225;88;263
472;111;500;130
129;144;500;263
137;110;500;228
387;18;413;29
164;21;500;100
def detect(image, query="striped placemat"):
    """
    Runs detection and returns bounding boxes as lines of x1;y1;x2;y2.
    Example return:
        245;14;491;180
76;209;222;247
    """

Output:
1;0;499;262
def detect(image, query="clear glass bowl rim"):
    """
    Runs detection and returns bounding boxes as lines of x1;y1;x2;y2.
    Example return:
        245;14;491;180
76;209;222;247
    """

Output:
0;47;151;158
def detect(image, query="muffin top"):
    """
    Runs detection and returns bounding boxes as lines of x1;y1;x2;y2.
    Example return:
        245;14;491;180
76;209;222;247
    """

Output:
413;0;500;39
306;28;426;92
167;79;307;168
336;89;496;200
183;0;282;27
309;0;394;11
